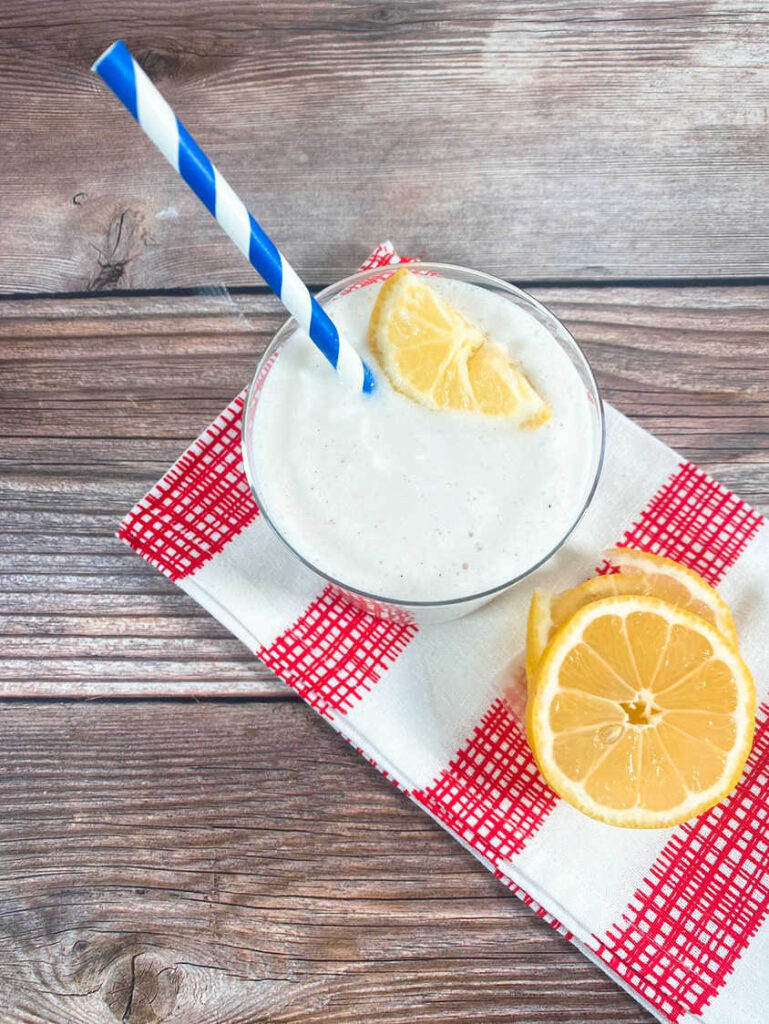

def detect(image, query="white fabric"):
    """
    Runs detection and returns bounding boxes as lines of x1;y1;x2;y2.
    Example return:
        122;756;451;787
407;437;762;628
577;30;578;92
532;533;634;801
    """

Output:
120;247;768;1023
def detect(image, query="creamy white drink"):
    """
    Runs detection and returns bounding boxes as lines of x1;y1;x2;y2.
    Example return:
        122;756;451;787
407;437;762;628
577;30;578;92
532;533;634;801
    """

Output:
249;273;595;603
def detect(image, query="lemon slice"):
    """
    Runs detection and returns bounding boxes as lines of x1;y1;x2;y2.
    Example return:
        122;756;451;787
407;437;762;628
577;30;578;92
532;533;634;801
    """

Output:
606;547;738;642
527;595;755;828
369;268;550;425
525;548;738;685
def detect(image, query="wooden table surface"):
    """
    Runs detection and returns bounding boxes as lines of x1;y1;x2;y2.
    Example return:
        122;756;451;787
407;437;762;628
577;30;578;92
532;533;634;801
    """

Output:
2;3;768;1022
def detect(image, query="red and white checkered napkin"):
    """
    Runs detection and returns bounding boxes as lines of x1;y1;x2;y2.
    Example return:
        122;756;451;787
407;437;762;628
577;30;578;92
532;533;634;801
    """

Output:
119;244;769;1024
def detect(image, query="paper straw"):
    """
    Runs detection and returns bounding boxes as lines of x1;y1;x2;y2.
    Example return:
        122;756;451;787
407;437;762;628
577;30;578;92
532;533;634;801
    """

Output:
92;41;375;393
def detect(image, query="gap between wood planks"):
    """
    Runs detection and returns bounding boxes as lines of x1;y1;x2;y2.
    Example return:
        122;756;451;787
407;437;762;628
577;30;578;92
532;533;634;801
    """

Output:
6;275;769;302
0;695;302;704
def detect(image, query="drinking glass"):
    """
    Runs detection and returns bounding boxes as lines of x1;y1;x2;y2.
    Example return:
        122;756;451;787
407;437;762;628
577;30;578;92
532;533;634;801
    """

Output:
242;263;605;625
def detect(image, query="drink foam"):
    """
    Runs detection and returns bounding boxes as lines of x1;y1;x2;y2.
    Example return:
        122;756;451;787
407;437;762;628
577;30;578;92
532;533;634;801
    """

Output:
250;275;596;603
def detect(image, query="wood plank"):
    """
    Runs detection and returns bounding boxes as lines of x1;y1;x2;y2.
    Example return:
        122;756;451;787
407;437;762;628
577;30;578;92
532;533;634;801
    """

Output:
1;286;767;696
3;2;769;291
0;291;286;696
0;699;653;1023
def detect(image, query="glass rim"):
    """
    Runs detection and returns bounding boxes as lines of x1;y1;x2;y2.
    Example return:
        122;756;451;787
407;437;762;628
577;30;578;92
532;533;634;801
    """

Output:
241;261;606;610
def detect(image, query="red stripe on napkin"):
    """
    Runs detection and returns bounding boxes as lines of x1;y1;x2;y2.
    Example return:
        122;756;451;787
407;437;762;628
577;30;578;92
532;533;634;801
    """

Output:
358;242;416;271
413;698;557;865
615;461;763;585
118;392;257;581
595;706;769;1022
258;584;418;718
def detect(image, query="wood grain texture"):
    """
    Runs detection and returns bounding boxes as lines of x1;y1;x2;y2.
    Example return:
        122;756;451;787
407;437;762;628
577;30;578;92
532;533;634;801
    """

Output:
0;291;283;696
3;4;768;1019
4;0;769;291
2;286;767;696
0;699;654;1024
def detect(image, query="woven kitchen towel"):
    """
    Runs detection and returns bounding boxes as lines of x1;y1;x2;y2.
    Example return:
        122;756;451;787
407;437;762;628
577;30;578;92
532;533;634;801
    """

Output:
119;243;769;1024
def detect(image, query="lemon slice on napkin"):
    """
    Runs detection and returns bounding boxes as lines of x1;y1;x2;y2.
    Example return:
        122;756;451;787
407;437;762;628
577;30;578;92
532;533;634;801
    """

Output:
527;594;754;828
526;547;738;684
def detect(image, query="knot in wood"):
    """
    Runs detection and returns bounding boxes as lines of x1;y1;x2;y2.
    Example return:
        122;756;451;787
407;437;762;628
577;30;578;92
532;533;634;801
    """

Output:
103;950;180;1024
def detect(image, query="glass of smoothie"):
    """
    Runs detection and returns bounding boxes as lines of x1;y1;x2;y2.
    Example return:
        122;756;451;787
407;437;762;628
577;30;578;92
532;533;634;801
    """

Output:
242;263;604;624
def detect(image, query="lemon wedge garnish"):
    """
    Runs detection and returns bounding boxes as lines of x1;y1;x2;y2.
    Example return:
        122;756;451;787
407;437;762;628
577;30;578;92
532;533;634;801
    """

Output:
369;268;550;425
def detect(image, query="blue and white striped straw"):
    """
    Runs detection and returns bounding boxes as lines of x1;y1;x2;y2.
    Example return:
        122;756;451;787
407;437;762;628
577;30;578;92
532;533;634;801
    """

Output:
92;41;375;393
